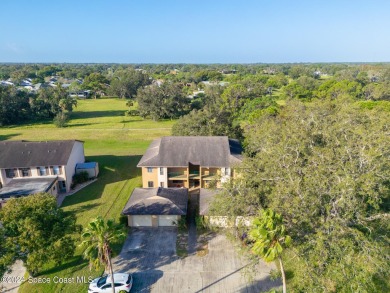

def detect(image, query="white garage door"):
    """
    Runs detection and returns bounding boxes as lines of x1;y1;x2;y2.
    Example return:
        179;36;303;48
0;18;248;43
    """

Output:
158;215;178;226
132;215;152;227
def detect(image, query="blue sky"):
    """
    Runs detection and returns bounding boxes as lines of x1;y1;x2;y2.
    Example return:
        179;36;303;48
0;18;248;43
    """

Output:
1;0;389;63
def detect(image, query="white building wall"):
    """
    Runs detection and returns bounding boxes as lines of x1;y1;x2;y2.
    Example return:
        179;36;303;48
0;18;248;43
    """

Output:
221;167;230;184
30;168;39;177
64;141;85;192
157;167;168;188
205;216;253;228
0;169;9;186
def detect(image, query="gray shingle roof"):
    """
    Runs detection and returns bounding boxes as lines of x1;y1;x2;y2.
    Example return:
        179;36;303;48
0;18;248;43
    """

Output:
199;188;222;215
0;140;81;168
137;136;242;167
0;177;58;199
122;187;188;215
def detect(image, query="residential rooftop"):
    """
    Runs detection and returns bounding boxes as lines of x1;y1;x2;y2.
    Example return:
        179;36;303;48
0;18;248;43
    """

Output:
0;177;57;199
137;136;243;168
0;140;82;168
122;187;188;216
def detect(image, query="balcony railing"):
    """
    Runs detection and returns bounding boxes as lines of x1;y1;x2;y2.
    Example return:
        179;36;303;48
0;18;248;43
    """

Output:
202;173;217;180
189;171;200;178
168;172;187;179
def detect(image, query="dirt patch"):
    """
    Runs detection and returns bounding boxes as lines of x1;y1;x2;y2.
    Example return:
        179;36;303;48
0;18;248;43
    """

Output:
195;231;216;257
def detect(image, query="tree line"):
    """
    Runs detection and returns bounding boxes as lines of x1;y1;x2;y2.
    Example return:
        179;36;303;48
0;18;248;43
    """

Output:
1;63;389;128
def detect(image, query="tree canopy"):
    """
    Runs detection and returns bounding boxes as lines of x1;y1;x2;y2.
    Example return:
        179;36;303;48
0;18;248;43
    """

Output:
0;193;78;276
109;69;151;99
136;82;190;120
210;99;390;292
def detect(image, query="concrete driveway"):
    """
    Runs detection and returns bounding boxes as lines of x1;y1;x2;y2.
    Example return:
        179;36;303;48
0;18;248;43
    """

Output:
112;227;280;293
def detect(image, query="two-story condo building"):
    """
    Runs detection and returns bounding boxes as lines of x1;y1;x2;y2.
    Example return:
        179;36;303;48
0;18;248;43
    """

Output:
123;136;242;227
0;140;85;205
137;136;242;189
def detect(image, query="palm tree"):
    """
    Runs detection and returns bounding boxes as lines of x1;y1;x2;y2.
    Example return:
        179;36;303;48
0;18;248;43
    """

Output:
80;216;126;293
249;209;291;293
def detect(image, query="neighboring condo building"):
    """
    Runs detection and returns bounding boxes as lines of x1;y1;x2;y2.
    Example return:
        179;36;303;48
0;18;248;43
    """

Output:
137;136;242;189
0;140;85;206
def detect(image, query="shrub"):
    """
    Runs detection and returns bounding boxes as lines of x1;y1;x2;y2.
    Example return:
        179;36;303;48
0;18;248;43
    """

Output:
71;171;89;189
126;110;140;116
119;215;128;226
53;112;68;128
176;216;187;232
195;215;208;231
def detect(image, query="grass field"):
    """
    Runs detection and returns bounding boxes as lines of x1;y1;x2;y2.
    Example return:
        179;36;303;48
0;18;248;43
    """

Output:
0;98;174;293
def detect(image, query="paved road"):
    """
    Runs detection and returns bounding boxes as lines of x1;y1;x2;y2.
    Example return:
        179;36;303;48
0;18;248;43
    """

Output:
0;260;26;293
112;228;280;293
187;192;198;255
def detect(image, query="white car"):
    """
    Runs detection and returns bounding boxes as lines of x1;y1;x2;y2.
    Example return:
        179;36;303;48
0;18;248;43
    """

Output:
88;273;133;293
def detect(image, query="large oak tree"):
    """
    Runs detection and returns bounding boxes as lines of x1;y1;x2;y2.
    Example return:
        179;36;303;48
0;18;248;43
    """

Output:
211;98;389;292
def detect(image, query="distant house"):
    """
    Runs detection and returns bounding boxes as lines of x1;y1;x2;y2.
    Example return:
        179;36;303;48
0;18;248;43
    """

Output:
137;136;242;189
69;90;91;98
187;90;205;99
20;79;32;86
219;69;237;74
0;140;85;206
0;81;14;87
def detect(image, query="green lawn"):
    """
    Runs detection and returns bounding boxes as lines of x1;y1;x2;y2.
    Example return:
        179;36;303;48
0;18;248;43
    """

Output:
0;98;175;156
0;98;174;293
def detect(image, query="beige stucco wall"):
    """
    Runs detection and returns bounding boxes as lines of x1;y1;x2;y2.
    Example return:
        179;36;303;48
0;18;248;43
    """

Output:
139;165;238;190
142;167;158;188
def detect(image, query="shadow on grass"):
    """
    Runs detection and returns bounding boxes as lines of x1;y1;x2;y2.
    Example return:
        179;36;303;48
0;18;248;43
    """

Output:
61;155;142;208
39;256;89;276
70;110;126;120
65;123;94;128
70;203;101;214
0;133;21;140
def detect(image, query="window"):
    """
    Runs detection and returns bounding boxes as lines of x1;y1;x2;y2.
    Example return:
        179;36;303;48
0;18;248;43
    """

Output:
224;168;230;176
148;181;154;188
160;167;164;175
97;276;107;287
38;167;48;176
160;182;164;187
53;166;62;175
5;169;16;178
21;168;31;177
59;181;66;191
147;167;153;173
